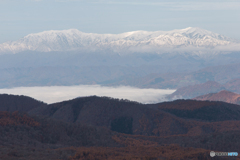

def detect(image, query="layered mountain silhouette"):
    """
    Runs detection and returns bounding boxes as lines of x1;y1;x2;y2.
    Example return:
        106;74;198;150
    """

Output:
0;28;239;89
167;81;225;99
193;90;240;105
92;62;240;91
26;96;240;136
0;94;240;159
167;76;240;99
224;78;240;93
1;27;240;159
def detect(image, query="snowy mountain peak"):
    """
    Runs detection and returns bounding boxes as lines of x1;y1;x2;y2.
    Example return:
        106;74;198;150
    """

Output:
0;27;239;55
182;27;205;32
182;27;209;35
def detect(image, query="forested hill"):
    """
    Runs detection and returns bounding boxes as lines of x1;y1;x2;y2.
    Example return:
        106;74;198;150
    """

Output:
0;94;239;159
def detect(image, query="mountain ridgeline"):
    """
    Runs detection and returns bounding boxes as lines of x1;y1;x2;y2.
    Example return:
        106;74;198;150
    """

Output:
167;79;240;100
0;27;239;54
1;27;240;159
0;28;239;89
193;90;240;105
25;95;240;135
1;94;240;159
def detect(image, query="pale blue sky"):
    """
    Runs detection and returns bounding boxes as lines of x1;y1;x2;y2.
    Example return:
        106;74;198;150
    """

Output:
0;0;240;43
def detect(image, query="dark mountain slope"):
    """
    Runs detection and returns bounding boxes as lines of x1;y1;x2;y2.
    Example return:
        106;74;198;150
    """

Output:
29;96;187;135
29;96;162;135
0;111;234;160
0;111;118;149
0;96;240;159
158;99;240;121
0;94;46;113
29;96;240;138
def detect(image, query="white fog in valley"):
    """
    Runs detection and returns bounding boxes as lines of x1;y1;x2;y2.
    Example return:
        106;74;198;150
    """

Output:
0;85;175;104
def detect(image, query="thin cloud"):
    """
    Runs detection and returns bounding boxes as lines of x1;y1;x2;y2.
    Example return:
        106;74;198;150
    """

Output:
0;85;175;104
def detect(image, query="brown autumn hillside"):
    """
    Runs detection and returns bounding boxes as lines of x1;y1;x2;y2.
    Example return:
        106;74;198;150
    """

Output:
27;96;240;137
157;99;240;121
193;90;240;105
0;111;234;160
1;94;240;159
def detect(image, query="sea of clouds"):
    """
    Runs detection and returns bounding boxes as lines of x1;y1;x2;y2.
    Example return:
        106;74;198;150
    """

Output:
0;85;175;104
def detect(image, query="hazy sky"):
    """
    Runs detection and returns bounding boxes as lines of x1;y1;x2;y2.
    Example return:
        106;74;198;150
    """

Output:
0;0;240;43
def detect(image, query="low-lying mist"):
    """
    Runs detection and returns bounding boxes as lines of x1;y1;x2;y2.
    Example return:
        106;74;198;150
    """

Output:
0;85;175;104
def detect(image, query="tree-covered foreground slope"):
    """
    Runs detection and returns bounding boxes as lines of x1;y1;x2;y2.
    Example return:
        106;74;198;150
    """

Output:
0;94;239;159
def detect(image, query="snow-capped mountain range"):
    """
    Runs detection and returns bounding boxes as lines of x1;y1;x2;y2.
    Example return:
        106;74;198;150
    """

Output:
0;27;239;55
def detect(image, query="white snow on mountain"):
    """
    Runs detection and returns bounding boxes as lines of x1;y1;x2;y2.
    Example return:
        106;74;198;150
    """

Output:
0;27;239;55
